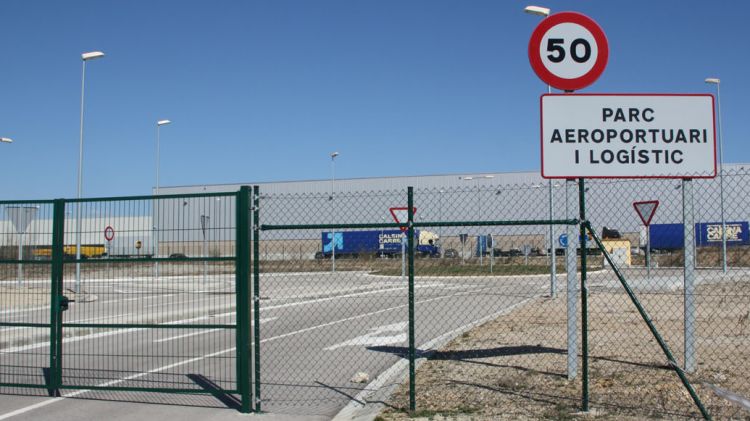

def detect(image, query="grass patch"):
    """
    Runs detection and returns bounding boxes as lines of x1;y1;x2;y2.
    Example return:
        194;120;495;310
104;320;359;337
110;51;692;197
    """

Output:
377;262;602;277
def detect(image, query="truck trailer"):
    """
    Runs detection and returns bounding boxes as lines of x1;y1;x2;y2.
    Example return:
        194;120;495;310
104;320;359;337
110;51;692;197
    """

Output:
316;229;440;259
647;221;749;251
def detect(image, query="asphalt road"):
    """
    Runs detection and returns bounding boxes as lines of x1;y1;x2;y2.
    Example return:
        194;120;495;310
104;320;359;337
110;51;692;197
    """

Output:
0;270;551;420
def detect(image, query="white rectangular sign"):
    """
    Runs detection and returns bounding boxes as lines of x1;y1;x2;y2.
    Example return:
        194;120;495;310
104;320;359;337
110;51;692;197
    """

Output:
541;94;716;178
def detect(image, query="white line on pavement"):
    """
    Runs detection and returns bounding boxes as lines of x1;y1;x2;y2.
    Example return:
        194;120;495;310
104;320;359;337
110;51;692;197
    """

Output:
0;293;176;317
0;287;477;419
68;313;134;323
0;284;411;353
0;397;66;421
153;317;277;343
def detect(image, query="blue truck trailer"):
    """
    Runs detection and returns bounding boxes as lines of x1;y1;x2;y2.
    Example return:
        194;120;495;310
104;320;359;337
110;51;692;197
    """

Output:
316;230;441;258
648;221;749;250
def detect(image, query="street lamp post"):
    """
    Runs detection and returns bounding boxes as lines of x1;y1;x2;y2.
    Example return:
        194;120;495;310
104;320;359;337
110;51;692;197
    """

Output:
524;5;551;97
705;78;727;273
76;50;105;294
524;5;556;296
154;119;171;279
330;152;339;273
155;120;171;196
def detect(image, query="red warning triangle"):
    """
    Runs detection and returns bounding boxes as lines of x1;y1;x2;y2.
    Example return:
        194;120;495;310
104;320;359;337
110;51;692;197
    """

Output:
633;200;659;226
389;207;417;232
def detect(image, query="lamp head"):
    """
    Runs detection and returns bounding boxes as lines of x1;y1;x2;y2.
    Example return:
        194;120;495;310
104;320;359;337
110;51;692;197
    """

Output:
524;5;551;17
82;51;105;61
157;119;172;126
330;152;339;159
0;137;12;143
705;78;720;85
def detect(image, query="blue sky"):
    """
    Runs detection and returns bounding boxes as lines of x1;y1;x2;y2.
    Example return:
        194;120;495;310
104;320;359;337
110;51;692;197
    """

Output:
1;0;746;199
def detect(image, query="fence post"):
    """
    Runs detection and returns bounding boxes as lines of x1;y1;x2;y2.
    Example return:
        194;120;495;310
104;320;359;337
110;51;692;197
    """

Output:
549;180;557;298
682;179;696;372
236;186;252;413
253;185;262;411
407;186;416;412
578;178;589;412
48;198;65;396
566;179;578;380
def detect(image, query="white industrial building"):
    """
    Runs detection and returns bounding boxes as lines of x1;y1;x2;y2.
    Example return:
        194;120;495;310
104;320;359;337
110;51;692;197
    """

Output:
2;165;747;259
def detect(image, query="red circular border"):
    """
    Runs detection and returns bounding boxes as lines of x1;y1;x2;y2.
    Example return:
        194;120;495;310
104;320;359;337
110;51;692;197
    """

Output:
104;225;115;241
528;11;609;91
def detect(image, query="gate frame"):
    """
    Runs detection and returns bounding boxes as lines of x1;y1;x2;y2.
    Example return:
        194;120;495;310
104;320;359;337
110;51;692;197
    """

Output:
1;189;256;413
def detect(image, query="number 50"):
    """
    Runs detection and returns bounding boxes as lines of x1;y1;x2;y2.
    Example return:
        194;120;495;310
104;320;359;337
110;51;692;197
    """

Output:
546;38;592;63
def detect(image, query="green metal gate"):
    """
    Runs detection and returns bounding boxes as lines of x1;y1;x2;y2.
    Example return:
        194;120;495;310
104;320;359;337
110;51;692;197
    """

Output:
0;187;256;412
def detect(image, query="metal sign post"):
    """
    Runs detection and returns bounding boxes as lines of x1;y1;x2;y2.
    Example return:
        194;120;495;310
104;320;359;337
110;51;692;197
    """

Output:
459;234;468;264
565;179;578;380
201;215;210;287
682;180;697;372
488;234;494;274
401;236;406;279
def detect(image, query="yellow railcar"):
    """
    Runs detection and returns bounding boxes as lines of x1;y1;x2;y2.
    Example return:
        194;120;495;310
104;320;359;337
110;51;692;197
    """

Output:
32;244;106;259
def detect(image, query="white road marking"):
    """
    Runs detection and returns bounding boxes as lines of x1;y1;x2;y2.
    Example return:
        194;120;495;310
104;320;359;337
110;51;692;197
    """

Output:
0;343;236;420
324;322;407;351
0;293;176;316
265;282;407;301
0;311;132;341
0;305;49;315
261;283;443;312
99;294;176;305
0;397;66;421
1;313;232;354
0;282;411;353
68;313;134;323
153;317;277;343
144;295;225;308
0;281;519;353
259;292;458;345
0;287;527;419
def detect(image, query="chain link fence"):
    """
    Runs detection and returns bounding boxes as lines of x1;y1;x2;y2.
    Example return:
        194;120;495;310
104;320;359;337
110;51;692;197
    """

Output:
2;171;750;419
258;171;750;419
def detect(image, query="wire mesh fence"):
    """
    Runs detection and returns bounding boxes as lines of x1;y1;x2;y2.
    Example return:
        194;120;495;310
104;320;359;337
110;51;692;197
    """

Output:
258;173;750;419
0;191;253;411
2;171;750;419
0;200;55;390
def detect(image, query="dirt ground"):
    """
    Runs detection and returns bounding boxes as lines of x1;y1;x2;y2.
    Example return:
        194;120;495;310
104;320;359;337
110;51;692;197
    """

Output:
378;280;750;420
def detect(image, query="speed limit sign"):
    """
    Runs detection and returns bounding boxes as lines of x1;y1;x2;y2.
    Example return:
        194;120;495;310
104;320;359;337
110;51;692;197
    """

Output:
528;11;608;91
